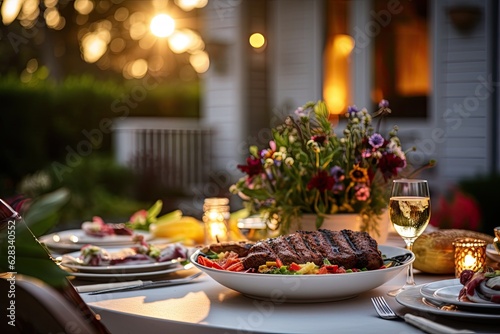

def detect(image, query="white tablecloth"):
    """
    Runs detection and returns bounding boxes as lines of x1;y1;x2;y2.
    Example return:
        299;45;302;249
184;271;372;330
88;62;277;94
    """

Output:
77;235;498;334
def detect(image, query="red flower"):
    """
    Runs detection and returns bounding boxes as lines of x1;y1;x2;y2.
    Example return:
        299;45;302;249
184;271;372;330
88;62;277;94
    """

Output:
237;156;263;177
311;135;328;145
307;171;335;192
378;153;405;181
430;190;481;230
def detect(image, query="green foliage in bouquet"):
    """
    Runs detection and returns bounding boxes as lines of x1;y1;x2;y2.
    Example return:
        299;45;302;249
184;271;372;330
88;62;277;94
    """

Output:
231;100;433;236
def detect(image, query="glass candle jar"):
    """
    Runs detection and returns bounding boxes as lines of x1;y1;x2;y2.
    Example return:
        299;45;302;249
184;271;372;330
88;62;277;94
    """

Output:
452;238;487;278
202;198;230;244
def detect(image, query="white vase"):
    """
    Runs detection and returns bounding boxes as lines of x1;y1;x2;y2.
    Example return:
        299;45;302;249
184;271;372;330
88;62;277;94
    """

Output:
288;211;390;245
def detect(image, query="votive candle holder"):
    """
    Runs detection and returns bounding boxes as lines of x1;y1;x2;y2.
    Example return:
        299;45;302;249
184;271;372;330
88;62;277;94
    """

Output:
452;238;487;278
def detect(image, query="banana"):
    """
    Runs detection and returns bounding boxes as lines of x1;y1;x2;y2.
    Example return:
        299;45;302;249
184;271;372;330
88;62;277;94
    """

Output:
150;216;204;244
229;209;250;241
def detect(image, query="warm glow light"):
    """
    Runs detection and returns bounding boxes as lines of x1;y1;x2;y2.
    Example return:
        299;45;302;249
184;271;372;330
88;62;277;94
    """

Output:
150;13;175;38
175;0;208;11
74;0;94;15
463;254;476;268
203;198;230;244
334;34;355;56
130;59;148;78
208;222;227;241
324;86;346;114
110;38;126;53
249;33;266;49
26;58;38;73
44;7;61;29
323;34;354;115
81;32;108;63
44;0;58;8
1;0;23;25
114;7;129;21
130;22;148;40
453;238;487;278
190;51;209;73
168;29;203;54
168;30;191;53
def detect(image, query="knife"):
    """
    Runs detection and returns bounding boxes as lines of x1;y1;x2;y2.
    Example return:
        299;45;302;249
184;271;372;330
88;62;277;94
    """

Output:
404;314;475;334
86;272;203;295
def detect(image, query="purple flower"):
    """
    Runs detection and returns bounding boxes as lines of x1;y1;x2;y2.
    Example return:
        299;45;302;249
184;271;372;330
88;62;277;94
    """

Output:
294;106;309;117
347;105;359;115
329;166;345;182
368;133;384;149
332;182;345;194
378;99;389;108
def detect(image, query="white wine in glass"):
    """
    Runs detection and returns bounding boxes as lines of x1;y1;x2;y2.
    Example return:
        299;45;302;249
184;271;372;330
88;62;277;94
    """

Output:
387;179;430;297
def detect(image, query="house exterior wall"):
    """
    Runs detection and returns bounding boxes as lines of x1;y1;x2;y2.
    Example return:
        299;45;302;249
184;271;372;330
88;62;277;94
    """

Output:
200;0;497;199
201;1;247;196
269;0;325;110
433;0;494;191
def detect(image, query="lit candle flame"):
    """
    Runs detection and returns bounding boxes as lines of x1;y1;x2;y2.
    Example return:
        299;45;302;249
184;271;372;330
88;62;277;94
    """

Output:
463;254;476;269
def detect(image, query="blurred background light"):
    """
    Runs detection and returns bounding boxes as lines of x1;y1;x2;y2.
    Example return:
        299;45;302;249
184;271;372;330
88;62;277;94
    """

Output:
175;0;208;11
1;0;22;25
189;50;209;73
249;33;266;49
74;0;94;15
150;13;175;38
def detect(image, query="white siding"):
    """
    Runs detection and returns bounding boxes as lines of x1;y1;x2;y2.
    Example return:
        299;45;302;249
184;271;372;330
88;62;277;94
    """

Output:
269;0;324;110
201;1;246;185
433;0;492;191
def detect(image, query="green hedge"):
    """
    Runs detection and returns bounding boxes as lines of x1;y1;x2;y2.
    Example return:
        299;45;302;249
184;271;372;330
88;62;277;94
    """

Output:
0;75;200;197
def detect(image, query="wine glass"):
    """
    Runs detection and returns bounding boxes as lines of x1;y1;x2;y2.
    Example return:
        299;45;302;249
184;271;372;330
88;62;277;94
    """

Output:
387;179;431;296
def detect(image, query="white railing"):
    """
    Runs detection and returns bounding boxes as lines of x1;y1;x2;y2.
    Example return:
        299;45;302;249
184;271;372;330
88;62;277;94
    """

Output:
112;118;212;192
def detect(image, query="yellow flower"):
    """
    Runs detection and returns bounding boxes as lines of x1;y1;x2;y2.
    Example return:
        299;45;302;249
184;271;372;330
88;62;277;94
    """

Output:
349;164;369;183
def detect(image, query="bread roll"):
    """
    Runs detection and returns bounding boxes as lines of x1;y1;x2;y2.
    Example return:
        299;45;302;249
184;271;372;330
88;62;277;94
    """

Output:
413;229;494;274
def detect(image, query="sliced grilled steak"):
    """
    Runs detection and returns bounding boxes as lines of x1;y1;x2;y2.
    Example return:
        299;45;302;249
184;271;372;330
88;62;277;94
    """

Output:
241;242;275;269
242;229;383;270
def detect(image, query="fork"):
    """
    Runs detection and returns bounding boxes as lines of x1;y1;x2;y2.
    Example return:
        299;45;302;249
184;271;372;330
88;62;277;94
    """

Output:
371;296;474;334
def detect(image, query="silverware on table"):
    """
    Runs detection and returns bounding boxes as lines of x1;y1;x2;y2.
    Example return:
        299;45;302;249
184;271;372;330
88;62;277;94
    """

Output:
84;272;203;295
371;296;474;334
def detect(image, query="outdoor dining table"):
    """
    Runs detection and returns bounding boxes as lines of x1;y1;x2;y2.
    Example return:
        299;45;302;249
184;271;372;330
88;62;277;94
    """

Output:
73;234;500;334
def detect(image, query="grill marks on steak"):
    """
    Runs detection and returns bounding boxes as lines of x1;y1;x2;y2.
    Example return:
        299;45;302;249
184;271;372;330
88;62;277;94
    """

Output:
242;229;383;270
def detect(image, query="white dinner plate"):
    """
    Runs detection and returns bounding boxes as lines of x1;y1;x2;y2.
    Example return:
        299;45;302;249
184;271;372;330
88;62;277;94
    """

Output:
420;279;500;310
486;244;500;262
190;245;413;303
65;265;185;282
396;286;500;321
39;229;152;251
61;249;183;274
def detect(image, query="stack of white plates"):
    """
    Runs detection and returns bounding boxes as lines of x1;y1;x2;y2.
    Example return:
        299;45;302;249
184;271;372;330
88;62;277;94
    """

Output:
39;229;152;251
396;278;500;321
486;243;500;262
60;249;185;282
39;229;186;282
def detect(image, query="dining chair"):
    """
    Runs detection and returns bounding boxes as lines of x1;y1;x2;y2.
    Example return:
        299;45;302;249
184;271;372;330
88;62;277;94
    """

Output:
0;274;103;333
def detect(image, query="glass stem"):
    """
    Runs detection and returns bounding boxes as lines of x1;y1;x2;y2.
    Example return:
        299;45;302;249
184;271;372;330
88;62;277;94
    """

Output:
404;240;415;286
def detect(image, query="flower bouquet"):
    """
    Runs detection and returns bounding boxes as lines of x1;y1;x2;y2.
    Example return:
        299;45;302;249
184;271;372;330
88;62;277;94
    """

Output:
231;99;433;237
